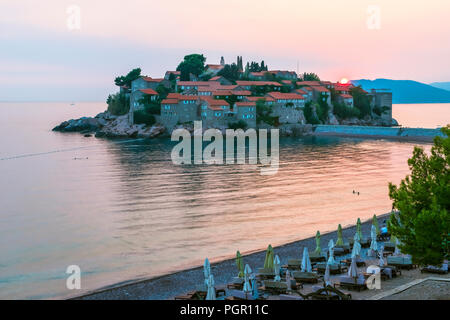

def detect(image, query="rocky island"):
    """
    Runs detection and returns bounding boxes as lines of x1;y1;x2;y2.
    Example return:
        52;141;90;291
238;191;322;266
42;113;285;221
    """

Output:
53;54;398;139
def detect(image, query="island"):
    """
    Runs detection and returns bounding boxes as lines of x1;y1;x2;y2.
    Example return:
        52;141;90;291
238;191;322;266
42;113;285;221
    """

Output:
53;54;396;138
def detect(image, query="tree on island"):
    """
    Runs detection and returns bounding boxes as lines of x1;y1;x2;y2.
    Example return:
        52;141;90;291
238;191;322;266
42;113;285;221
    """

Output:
350;86;371;118
114;68;141;87
299;72;320;81
388;126;450;266
217;63;240;82
176;54;206;81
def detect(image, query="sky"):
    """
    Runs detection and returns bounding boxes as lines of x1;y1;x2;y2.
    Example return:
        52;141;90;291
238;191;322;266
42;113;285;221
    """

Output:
1;0;449;101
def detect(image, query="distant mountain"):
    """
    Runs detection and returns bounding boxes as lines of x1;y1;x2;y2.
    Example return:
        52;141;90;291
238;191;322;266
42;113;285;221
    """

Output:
429;82;450;92
351;79;450;104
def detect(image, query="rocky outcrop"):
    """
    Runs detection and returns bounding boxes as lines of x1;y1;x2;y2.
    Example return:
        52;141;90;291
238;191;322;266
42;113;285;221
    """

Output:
53;111;165;139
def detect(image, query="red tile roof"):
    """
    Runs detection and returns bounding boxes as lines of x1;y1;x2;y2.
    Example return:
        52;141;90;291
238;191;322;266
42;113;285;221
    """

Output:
297;81;321;86
161;99;179;104
339;94;353;99
266;92;305;100
311;86;330;93
294;89;307;95
232;90;251;96
206;64;224;70
141;76;165;83
213;90;233;96
236;81;281;87
139;88;158;95
235;102;256;107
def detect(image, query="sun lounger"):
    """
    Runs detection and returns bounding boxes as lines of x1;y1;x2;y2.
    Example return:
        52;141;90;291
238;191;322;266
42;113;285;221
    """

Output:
227;277;244;290
387;256;415;270
348;237;370;248
286;259;301;270
341;258;366;267
309;252;326;263
292;271;319;284
262;280;288;295
226;289;255;300
257;268;275;280
421;263;448;274
279;294;305;300
303;285;352;300
315;262;348;275
174;290;206;300
334;275;367;292
333;245;349;255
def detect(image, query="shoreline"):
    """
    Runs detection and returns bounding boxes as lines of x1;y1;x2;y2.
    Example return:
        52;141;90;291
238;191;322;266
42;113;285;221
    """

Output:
73;212;391;300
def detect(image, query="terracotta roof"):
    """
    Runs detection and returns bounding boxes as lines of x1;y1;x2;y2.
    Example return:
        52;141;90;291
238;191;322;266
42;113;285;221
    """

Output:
266;92;305;100
167;93;181;98
297;81;321;86
139;88;158;95
235;102;256;107
232;90;251;96
179;96;199;101
236;81;281;87
161;99;179;104
339;94;353;99
311;86;330;93
177;81;212;87
249;71;267;77
334;84;351;92
294;89;307;95
209;76;222;81
213;90;233;96
141;76;165;83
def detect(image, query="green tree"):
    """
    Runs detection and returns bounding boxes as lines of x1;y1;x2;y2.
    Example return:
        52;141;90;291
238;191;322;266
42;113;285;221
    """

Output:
114;68;141;87
304;101;320;124
176;54;206;81
299;72;320;81
217;63;240;82
350;86;371;118
106;92;129;115
388;126;450;266
256;99;278;126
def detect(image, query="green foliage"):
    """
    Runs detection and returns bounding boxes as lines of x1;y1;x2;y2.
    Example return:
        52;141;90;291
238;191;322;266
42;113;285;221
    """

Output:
217;63;240;82
299;72;320;81
228;120;248;130
316;98;329;123
333;102;360;119
388;126;450;266
134;110;156;125
236;56;243;71
176;54;206;81
106;92;129;116
303;101;320;124
256;100;278;126
350;86;371;118
114;68;141;87
247;61;268;72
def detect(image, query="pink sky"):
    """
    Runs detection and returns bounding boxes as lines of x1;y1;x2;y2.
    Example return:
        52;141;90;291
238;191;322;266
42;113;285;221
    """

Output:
1;0;449;100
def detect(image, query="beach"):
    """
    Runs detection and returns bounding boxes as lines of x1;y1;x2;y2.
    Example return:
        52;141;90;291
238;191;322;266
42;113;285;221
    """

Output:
74;214;393;300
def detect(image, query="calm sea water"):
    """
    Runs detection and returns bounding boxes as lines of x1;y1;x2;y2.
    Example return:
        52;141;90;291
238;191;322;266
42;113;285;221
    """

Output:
0;102;449;299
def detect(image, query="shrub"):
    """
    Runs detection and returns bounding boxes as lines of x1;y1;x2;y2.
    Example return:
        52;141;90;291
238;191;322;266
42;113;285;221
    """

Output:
134;110;156;125
304;101;320;124
333;103;360;119
228;120;248;130
107;92;129;116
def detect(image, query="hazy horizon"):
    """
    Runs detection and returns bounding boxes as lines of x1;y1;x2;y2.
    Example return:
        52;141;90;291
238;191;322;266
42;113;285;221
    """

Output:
1;0;449;101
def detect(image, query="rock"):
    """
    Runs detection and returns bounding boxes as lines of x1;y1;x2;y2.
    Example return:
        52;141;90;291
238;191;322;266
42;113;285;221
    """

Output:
327;112;339;125
53;116;102;132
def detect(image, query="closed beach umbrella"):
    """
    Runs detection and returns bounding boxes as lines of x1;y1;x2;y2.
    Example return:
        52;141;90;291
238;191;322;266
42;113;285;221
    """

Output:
324;263;331;287
243;264;252;293
351;238;361;259
327;239;336;265
348;257;358;278
336;224;344;246
378;248;385;267
251;277;259;299
372;214;380;235
203;258;211;286
356;218;363;240
301;247;312;272
273;255;281;281
206;274;216;300
263;244;274;270
314;231;321;254
368;225;378;256
236;251;244;278
285;270;292;290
